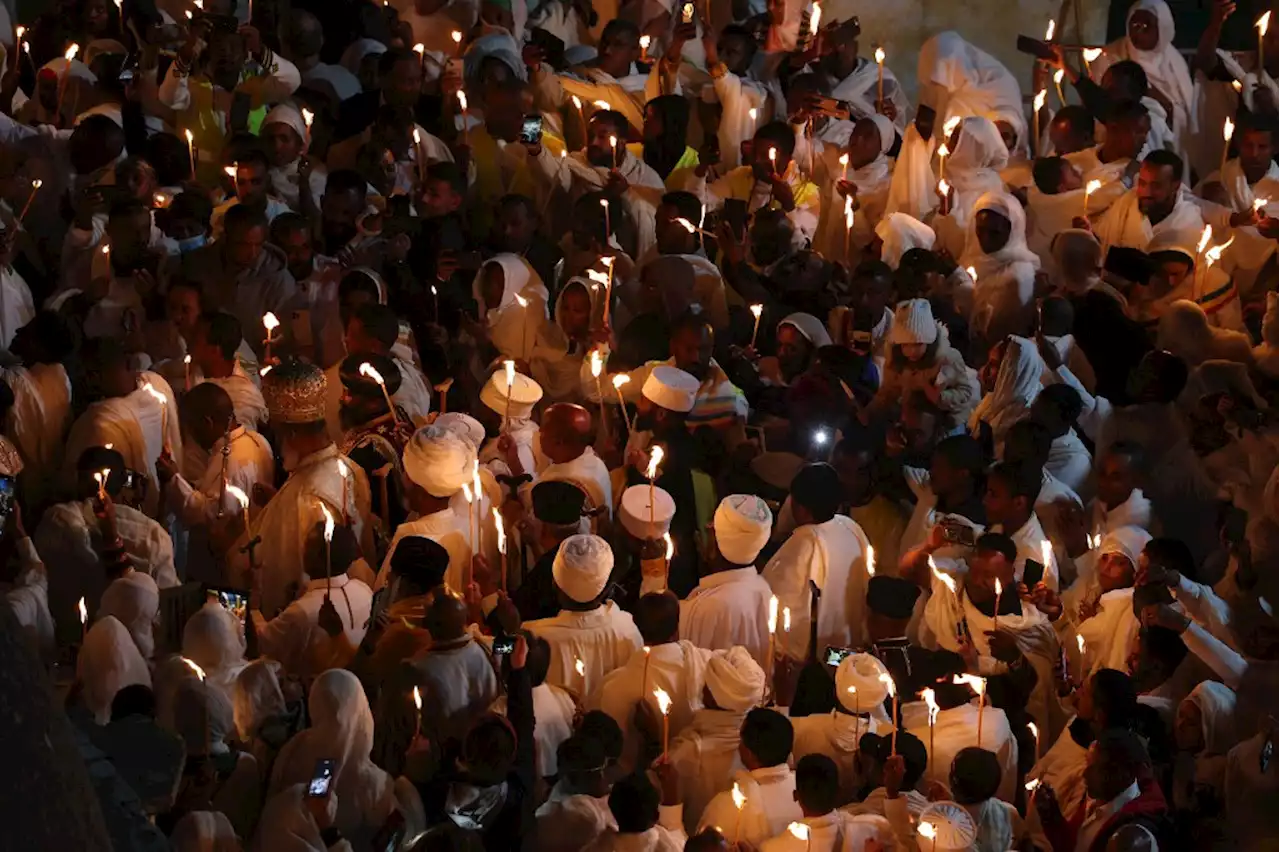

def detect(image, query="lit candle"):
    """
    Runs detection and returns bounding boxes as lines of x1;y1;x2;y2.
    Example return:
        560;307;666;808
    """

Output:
942;115;961;138
1083;178;1101;217
1040;539;1052;576
844;194;854;259
937;178;951;213
1222;116;1235;175
503;360;516;430
921;687;939;774
1054;68;1066;105
461;483;474;587
430;284;439;318
612;373;633;431
472;461;483;558
674;217;712;237
574;657;586;699
641;644;652;693
358;361;400;423
917;820;938;852
993;577;1003;633
589;349;608;434
93;467;110;501
318;501;335;591
937;143;949;181
492;506;507;591
767;146;778;176
413;127;426;184
765;595;778;704
451;29;464;56
262;312;279;361
458;91;470;146
608;133;619;168
1028;721;1040;759
1044;18;1055;41
808;2;821;38
639;34;651;60
141;381;170;454
663;533;673;589
412;686;423;740
748;107;758;124
838;152;849;180
78;596;88;638
1077;632;1087;677
183;354;192;391
514;292;530;356
732;782;747;843
646;445;664;535
1258;12;1271;71
599;198;611;243
571;95;588;143
1025;777;1042;806
866;546;876;576
226;483;250;531
654;687;672;756
1082;47;1101;76
1232;79;1244;93
601;256;615;325
783;605;791;635
879;672;898;754
19;178;42;220
301;108;313;133
874;47;886;107
57;44;80;119
337;459;350;525
749;303;764;348
1032;89;1047;158
953;673;987;745
413;42;425;73
185;129;197;176
224;164;237;181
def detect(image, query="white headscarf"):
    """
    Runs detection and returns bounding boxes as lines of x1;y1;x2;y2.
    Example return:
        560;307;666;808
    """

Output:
170;677;236;756
1101;1;1197;139
960;191;1041;343
970;336;1045;446
97;571;160;660
876;213;937;269
471;254;550;362
232;659;287;742
182;602;248;697
779;313;833;348
1182;681;1239;756
78;616;152;725
251;784;339;852
340;39;387;77
268;670;395;838
917;32;1026;152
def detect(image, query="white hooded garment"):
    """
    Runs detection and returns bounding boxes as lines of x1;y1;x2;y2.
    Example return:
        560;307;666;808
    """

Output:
959;191;1040;348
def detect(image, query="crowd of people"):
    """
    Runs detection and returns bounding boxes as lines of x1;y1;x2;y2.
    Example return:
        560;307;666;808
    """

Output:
0;0;1276;847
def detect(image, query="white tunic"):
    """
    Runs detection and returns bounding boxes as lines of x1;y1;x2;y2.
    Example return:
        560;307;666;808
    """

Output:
905;702;1019;803
759;810;891;852
494;682;576;778
525;447;614;519
1;537;53;666
678;567;774;671
697;764;802;847
791;709;891;799
376;507;474;595
252;573;374;679
527;603;643;698
992;513;1060;591
597;640;713;772
762;515;873;661
404;636;500;745
667;708;748;833
3;361;72;505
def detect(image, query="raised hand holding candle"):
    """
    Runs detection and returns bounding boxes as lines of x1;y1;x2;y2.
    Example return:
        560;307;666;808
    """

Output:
451;30;464;56
94;467;110;501
226;483;250;531
937;143;949;180
749;303;764;348
1054;68;1066;105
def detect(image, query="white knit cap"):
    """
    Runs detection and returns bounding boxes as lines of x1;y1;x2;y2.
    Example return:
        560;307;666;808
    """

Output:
551;534;614;602
889;299;939;346
714;495;774;565
432;412;487;449
917;802;977;851
480;370;543;420
618;485;676;540
1099;526;1152;566
263;103;309;148
641;366;699;414
834;653;891;713
403;426;474;498
704;647;766;712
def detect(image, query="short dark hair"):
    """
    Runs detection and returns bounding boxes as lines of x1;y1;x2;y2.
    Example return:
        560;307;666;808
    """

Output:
353;303;401;350
795;754;841;813
754;122;796;159
1053;104;1095;139
591;108;631;139
987;460;1040;501
609;772;659;833
635;592;680;645
108;198;152;224
1139;625;1188;670
741;707;793;767
497;193;538;219
669;308;712;339
1032;156;1070;194
1103;98;1149;126
1034;383;1083;425
600;18;640;43
1090;668;1138;728
1103;439;1145;473
934;434;987;479
1105;60;1149;98
232;148;270;172
378;47;419;75
427;161;467;197
975;532;1018;564
222;202;268;236
1143;149;1184;183
325;168;368;200
1003;419;1053;469
791;463;843;523
660;190;703;223
110;683;156;721
269;211;310;243
1093;727;1150;777
578;710;624;761
853;258;894;286
951;747;1002;803
1143;537;1196;581
170;190;213;230
198;311;242;361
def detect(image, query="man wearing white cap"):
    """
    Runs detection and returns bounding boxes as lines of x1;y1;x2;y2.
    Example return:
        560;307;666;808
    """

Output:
667;646;765;832
598;592;713;772
478;368;547;480
262;103;328;214
762;463;875;661
376;426;476;595
625;364;700;459
679;495;776;670
791;653;894;801
620;484;678;598
526;534;643;698
696;707;803;845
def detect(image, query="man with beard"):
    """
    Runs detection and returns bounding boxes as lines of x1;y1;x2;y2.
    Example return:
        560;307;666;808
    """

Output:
211;150;291;238
642;311;747;440
269;213;345;368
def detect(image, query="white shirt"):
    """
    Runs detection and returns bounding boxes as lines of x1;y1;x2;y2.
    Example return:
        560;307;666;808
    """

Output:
252;573;373;679
667;708;748;833
697;764;802;847
759;810;888;852
494;682;576;778
526;448;613;520
535;785;617;852
994;513;1060;591
679;567;774;671
597;640;713;772
377;506;474;594
791;710;890;798
905;702;1020;803
1075;780;1140;852
527;603;643;698
762;515;874;660
405;636;499;745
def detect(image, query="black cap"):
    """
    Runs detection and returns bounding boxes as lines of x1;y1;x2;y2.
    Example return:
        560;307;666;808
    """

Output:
389;535;450;589
531;480;587;525
866;575;921;621
339;353;403;398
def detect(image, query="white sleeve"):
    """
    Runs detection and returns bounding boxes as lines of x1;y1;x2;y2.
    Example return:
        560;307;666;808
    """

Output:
1055;365;1110;443
1175;575;1235;645
158;64;192;111
1182;621;1247;689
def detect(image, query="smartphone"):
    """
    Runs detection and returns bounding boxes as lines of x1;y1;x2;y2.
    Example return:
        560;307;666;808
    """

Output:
680;2;695;24
723;198;749;240
1015;35;1058;62
308;759;336;797
229;91;252;133
0;475;14;535
1103;246;1151;285
121;469;141;491
939;520;976;547
519;114;544;145
825;645;854;667
492;634;517;655
207;586;249;627
1022;558;1045;589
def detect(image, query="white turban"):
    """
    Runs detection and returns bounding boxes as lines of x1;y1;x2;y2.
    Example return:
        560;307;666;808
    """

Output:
714;495;773;565
432;412;487;449
404;426;474;497
917;802;977;851
704;646;765;712
264;103;309;148
1099;526;1152;567
835;653;891;713
619;485;675;540
552;534;614;602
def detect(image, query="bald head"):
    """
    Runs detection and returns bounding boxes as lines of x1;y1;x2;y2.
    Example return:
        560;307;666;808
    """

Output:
540;403;594;464
183;382;236;450
423;591;469;640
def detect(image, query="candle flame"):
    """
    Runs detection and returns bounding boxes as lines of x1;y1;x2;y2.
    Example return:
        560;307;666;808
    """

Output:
319;501;335;542
918;821;937;840
593;99;611;110
1253;197;1267;212
413;686;422;710
78;596;87;624
1041;539;1052;568
15;26;23;39
994;577;1003;600
608;134;617;150
260;366;272;377
965;266;977;282
302;108;314;128
587;269;609;285
874;46;885;64
768;146;777;162
748;107;758;121
223;165;237;178
732;782;746;809
612;373;630;389
181;657;206;681
1258;11;1271;36
262;312;280;333
1026;777;1042;793
452;30;463;43
65;44;79;61
878;671;896;698
514;293;529;308
1028;721;1039;741
185;129;194;144
749;303;763;318
930;556;957;594
575;657;586;676
653;687;672;715
867;546;876;576
788;822;810;841
647;445;664;479
1082;48;1103;63
838;153;849;167
1076;634;1086;654
921;687;939;724
1198;224;1214;254
768;594;778;633
1232;79;1244;92
226;484;249;511
31;179;42;189
413;42;424;55
938;178;951;197
953;673;986;695
937;143;949;159
571;95;582;109
1034;89;1047;111
664;533;674;560
639;35;651;49
589;349;602;377
1045;19;1055;40
782;606;791;632
809;2;821;33
458;91;468;112
358;362;386;386
1224;117;1235;143
1085;178;1102;198
101;243;110;255
492;508;506;554
676;217;697;233
461;482;473;503
1054;68;1065;85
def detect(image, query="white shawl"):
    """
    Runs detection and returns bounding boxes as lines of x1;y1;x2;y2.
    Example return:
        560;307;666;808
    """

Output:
472;254;552;363
969;336;1046;450
917;32;1027;153
1094;0;1197;142
959;191;1041;345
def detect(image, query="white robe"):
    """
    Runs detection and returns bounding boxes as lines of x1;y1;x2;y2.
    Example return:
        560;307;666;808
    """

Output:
1091;188;1209;257
762;515;873;661
759;810;892;852
697;764;802;848
0;266;34;350
534;786;617;852
561;152;667;261
235;444;372;617
494;682;576;778
667;708;748;833
992;512;1061;591
790;709;891;798
377;507;474;595
3;361;71;503
905;702;1019;803
527;603;644;698
678;567;774;671
525;447;613;519
252;573;374;679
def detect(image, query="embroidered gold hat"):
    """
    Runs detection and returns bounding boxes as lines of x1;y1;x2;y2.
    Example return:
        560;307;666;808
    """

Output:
262;358;327;424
